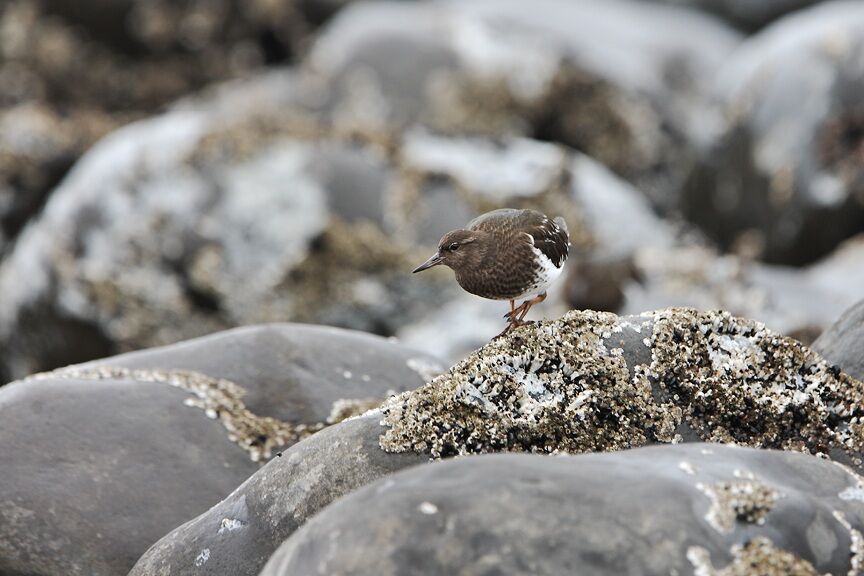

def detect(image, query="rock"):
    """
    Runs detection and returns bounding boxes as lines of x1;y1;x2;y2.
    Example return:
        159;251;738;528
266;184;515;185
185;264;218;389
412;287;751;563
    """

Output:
0;0;329;115
1;60;680;379
620;235;864;345
133;307;864;576
682;2;864;264
637;0;826;30
814;299;864;381
0;323;441;576
262;444;864;576
309;0;741;207
0;104;114;254
129;415;428;576
0;69;453;380
382;308;864;467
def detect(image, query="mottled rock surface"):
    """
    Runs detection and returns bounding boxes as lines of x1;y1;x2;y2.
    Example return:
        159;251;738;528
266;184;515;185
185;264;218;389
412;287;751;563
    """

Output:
129;415;426;576
814;299;864;381
0;70;452;381
683;1;864;264
621;235;864;345
0;324;440;576
262;445;864;576
0;104;113;254
309;0;741;207
382;308;864;466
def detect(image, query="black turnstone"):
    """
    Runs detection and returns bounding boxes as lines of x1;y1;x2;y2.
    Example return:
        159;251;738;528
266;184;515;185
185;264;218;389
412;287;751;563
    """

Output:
413;208;569;336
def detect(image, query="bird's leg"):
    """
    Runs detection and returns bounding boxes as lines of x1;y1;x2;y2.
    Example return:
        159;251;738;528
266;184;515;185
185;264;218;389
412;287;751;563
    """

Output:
515;292;547;323
504;299;520;322
497;300;519;338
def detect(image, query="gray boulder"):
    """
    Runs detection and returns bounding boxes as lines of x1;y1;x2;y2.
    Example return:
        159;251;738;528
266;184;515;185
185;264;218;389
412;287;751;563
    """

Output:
814;299;864;381
0;69;453;381
309;0;741;207
683;1;864;264
621;234;864;345
0;323;441;576
132;307;864;576
262;444;864;575
129;415;427;576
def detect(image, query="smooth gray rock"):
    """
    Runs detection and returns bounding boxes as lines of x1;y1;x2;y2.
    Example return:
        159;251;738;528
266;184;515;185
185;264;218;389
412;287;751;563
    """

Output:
128;415;427;576
683;1;864;264
814;299;864;381
261;445;864;576
0;324;441;576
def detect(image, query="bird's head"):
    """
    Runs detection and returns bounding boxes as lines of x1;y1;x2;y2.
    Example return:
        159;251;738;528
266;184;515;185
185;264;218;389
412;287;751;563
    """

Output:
412;229;486;273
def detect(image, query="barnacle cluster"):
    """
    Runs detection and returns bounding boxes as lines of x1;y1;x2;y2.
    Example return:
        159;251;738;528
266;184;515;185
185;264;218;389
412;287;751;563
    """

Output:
380;307;864;466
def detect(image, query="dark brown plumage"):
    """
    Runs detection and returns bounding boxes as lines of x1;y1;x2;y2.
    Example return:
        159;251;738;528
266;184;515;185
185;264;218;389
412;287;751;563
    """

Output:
413;208;569;336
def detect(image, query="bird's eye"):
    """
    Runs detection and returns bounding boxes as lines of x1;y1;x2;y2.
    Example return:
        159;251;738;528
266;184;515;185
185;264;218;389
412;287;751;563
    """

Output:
448;242;460;251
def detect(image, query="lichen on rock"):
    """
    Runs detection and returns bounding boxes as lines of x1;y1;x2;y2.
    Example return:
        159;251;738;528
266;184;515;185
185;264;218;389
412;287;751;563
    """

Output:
380;307;864;464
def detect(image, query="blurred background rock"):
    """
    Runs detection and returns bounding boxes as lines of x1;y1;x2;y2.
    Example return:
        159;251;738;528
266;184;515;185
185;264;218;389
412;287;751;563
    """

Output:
0;0;862;382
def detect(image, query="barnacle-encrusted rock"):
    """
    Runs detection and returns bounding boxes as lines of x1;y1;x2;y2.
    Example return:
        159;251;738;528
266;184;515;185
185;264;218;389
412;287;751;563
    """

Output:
310;0;741;207
380;307;864;465
260;445;864;576
683;2;864;264
621;236;864;345
0;103;114;254
0;323;440;576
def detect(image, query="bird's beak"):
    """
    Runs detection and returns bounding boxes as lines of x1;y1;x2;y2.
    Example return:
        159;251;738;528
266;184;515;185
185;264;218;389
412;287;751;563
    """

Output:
412;252;443;273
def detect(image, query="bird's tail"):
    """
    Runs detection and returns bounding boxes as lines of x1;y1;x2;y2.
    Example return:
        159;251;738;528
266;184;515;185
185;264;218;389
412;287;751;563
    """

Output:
553;216;569;235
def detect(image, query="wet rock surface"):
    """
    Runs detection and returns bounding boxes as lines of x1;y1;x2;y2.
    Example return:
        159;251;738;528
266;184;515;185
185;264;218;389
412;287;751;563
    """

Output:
0;324;440;576
683;2;864;265
261;444;864;576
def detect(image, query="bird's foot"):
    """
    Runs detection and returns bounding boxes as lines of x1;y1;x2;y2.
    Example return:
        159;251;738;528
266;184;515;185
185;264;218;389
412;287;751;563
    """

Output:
495;318;534;338
504;303;528;322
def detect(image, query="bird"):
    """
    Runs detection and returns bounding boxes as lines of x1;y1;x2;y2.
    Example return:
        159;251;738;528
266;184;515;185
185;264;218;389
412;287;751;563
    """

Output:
413;208;569;337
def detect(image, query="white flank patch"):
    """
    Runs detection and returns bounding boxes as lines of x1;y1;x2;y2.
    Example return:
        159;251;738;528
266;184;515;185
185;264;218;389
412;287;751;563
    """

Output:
517;246;563;299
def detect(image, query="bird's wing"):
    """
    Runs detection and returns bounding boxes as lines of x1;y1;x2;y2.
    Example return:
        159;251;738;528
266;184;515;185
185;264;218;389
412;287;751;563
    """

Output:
527;214;569;268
